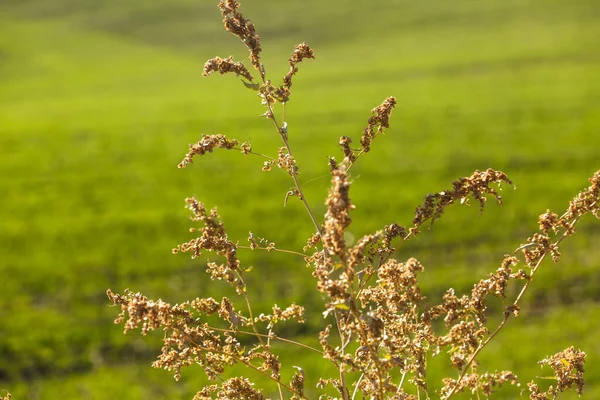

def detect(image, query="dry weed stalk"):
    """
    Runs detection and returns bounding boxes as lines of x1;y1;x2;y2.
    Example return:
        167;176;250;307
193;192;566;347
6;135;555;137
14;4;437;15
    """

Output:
107;1;599;399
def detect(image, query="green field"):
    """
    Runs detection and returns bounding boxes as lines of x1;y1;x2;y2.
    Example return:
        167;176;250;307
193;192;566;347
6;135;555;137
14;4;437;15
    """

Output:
1;0;600;398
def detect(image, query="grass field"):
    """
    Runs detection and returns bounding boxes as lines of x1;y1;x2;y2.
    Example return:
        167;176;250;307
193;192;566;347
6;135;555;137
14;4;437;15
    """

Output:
1;0;599;398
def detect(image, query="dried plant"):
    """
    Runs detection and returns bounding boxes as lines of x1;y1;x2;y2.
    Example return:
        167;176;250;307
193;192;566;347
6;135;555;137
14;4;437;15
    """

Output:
107;1;599;399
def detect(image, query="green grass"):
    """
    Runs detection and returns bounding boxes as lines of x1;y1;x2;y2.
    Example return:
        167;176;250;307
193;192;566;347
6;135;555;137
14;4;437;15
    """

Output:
1;0;599;398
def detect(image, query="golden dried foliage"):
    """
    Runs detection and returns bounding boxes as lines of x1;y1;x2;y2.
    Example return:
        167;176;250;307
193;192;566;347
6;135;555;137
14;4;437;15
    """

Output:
178;134;240;168
202;56;254;82
107;1;599;399
528;346;587;399
218;0;262;72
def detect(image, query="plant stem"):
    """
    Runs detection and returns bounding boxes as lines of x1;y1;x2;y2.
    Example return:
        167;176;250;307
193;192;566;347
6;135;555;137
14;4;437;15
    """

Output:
351;371;365;400
397;372;407;394
215;327;324;355
333;310;351;400
266;102;322;236
233;147;276;160
238;245;307;258
234;273;264;340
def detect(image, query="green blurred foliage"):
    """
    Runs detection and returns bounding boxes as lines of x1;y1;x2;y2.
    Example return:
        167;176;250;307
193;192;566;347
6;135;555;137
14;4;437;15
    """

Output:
0;0;599;398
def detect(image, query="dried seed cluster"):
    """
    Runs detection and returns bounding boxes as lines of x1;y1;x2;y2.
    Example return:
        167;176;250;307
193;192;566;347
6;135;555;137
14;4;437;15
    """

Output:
202;56;254;82
194;377;263;400
107;284;304;386
219;0;262;72
172;197;244;292
412;168;514;230
194;377;265;400
522;171;599;266
289;366;306;399
205;2;314;108
441;371;519;398
179;134;240;169
361;96;397;153
339;97;397;164
301;140;538;397
274;43;315;103
528;346;586;399
200;1;263;88
322;166;353;259
256;303;305;329
276;147;298;176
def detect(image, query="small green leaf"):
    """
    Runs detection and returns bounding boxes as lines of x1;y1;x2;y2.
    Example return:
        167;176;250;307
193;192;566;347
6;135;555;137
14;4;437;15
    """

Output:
242;80;259;91
334;303;350;310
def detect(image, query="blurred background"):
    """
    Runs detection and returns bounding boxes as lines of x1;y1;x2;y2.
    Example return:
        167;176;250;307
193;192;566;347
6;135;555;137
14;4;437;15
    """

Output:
1;0;599;398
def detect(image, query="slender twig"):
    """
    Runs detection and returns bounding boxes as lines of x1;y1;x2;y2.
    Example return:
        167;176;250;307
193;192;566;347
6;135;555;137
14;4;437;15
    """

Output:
232;147;276;160
218;273;283;400
238;284;283;400
351;371;365;400
351;362;376;400
238;245;307;258
343;149;366;173
276;380;284;400
333;310;351;400
397;371;407;394
266;327;284;400
256;94;326;399
211;326;325;356
265;101;322;236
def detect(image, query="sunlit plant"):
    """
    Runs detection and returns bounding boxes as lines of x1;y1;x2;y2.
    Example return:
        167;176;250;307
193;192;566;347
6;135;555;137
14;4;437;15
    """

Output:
106;1;598;399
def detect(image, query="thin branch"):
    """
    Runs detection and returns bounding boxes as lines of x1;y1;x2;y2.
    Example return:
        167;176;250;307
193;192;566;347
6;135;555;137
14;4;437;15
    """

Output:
351;372;365;400
266;101;322;236
238;245;307;258
343;149;366;173
233;272;266;350
333;310;351;400
396;371;407;394
233;147;276;160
